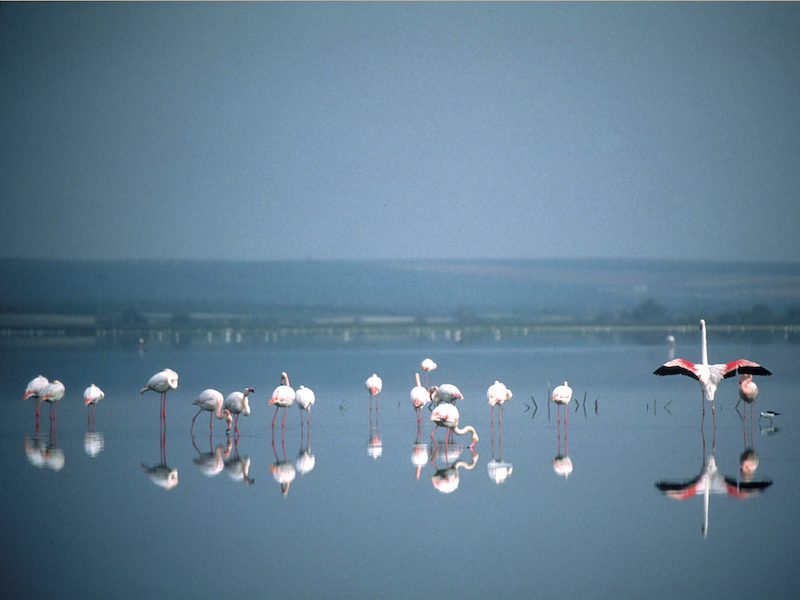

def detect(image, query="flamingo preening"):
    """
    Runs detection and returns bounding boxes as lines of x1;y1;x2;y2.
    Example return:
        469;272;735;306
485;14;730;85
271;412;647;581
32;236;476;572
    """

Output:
430;402;479;450
430;383;463;407
366;374;382;409
653;320;771;422
270;372;295;429
295;385;315;427
40;380;65;422
141;369;179;419
190;389;231;435
24;375;49;420
410;373;430;424
487;380;512;427
551;381;572;426
224;387;254;437
83;384;104;427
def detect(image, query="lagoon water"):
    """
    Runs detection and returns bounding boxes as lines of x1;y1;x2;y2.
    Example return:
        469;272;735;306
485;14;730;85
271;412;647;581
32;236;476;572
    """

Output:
2;328;799;599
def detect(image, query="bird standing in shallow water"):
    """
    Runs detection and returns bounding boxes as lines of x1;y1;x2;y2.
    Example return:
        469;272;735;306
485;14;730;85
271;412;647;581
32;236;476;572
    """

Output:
270;372;295;429
738;374;758;421
83;384;104;427
141;369;179;419
40;380;65;423
654;320;771;424
366;374;382;410
421;358;437;386
759;411;779;426
24;375;49;420
430;402;478;450
410;373;430;424
224;387;254;437
551;382;572;426
191;389;230;435
487;380;512;427
295;385;315;427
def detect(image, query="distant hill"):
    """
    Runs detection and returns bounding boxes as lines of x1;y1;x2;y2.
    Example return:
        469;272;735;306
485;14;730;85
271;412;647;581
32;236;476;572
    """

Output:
2;258;799;326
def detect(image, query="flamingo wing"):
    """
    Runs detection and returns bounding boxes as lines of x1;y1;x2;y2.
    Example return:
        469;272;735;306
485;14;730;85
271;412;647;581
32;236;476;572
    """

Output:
721;360;772;379
653;359;701;380
656;477;702;499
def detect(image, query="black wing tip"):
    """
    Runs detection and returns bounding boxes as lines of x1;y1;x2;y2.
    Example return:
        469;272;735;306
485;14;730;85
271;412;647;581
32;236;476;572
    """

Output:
738;366;772;376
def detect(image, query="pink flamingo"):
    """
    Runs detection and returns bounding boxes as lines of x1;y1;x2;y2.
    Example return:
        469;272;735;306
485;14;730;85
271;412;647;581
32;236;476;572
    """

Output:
738;374;759;422
141;369;179;419
269;372;295;428
430;402;479;450
83;384;104;427
190;389;231;435
366;374;382;410
430;383;463;407
410;373;430;424
487;380;512;427
224;387;254;437
654;319;771;422
24;375;49;420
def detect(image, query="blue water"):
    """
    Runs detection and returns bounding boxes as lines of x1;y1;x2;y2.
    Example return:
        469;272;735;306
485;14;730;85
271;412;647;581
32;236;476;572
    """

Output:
2;330;798;599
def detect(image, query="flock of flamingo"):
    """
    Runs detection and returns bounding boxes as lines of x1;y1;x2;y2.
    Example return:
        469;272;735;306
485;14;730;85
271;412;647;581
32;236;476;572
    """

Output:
23;319;777;461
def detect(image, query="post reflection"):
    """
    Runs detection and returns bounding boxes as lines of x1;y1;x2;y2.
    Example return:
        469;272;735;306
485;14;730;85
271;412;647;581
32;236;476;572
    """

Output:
141;414;178;490
655;419;773;538
192;433;232;478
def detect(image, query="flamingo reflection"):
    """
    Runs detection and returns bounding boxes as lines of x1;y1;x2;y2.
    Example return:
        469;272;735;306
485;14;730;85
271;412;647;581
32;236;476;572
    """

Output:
24;411;65;472
487;394;512;485
368;386;382;459
224;436;254;485
141;418;177;490
430;450;479;494
411;422;429;479
192;434;232;478
84;390;105;458
295;418;315;477
655;423;772;538
552;414;572;480
270;427;296;496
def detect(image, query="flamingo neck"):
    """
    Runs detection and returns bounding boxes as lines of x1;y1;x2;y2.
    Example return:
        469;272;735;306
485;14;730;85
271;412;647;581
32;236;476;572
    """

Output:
700;320;709;366
415;372;421;387
453;424;478;443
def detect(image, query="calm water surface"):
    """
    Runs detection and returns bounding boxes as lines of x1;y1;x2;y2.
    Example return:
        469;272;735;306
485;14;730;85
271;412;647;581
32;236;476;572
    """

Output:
2;331;799;599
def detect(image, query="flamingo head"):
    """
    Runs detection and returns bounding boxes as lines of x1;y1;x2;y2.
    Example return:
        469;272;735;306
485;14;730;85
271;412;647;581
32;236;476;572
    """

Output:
224;409;233;432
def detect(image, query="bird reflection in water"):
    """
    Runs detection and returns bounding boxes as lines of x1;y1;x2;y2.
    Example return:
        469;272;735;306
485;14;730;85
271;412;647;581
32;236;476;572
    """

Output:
429;447;479;494
271;425;296;496
411;421;429;480
192;433;232;478
224;436;254;486
551;381;573;479
83;384;105;457
295;415;315;478
25;408;65;472
655;421;772;538
141;413;178;490
367;377;382;459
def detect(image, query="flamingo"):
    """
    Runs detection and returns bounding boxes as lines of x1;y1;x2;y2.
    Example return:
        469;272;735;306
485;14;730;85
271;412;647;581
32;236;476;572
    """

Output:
24;375;49;419
224;387;254;436
269;372;295;428
653;319;771;419
83;384;104;426
40;380;65;422
430;383;463;406
190;389;231;435
738;374;758;421
141;368;179;418
487;380;512;426
421;358;437;386
366;374;382;409
295;385;315;427
551;381;572;425
430;402;479;450
410;373;430;424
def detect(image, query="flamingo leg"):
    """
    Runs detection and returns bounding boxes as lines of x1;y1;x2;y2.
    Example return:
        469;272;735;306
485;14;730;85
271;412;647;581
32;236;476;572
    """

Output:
271;406;279;427
191;408;202;434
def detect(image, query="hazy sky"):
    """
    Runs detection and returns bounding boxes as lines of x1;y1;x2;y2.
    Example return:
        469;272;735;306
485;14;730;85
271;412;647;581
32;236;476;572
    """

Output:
2;2;799;262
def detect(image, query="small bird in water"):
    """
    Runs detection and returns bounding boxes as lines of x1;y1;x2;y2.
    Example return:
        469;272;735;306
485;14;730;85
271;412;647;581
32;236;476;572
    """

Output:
759;411;780;426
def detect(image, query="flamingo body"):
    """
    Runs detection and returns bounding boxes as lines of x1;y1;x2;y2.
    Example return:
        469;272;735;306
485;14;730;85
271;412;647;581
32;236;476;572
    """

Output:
191;389;230;434
430;383;463;405
366;374;382;396
430;402;479;449
40;380;65;420
224;387;254;435
295;385;315;426
551;382;573;405
270;372;295;428
24;375;49;419
738;375;758;404
141;369;179;395
487;381;512;406
84;384;104;406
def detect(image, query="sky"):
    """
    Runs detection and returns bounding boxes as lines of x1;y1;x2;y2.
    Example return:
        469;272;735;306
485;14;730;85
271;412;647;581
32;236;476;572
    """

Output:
1;2;799;263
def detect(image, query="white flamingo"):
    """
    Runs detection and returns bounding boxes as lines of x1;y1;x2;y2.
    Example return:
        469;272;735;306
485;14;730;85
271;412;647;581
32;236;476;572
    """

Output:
83;384;104;425
421;358;437;386
487;380;512;426
295;385;315;426
430;402;479;450
654;319;771;418
190;389;231;435
410;373;430;423
551;381;572;425
430;383;463;406
270;372;295;428
366;374;382;408
224;387;254;436
24;375;49;419
141;369;179;418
